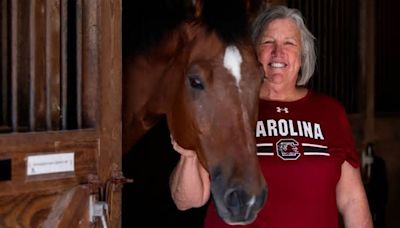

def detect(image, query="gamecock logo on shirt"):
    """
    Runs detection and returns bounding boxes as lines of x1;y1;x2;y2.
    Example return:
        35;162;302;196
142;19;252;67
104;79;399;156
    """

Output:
276;138;300;160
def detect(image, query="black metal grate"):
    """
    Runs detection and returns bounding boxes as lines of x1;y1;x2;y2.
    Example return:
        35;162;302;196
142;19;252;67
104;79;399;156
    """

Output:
374;0;400;114
287;0;360;114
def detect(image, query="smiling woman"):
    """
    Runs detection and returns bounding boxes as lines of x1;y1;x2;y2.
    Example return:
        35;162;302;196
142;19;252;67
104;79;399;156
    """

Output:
257;19;303;88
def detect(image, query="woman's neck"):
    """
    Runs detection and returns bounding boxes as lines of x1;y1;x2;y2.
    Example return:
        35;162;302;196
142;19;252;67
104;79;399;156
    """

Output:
259;85;308;102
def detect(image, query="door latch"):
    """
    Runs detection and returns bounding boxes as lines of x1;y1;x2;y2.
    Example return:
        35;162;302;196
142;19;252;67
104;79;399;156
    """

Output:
88;172;133;227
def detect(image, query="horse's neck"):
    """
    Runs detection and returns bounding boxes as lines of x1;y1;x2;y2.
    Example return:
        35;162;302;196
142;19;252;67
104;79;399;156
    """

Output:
123;29;185;151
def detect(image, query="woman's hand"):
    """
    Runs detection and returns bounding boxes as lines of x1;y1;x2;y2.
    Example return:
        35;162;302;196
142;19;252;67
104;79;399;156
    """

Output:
170;135;197;158
169;135;211;210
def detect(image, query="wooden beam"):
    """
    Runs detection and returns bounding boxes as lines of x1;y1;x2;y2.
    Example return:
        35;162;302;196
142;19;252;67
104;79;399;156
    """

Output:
97;0;122;227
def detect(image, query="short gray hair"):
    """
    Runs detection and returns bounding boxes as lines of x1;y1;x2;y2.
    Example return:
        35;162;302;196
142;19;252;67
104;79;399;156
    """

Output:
252;6;316;86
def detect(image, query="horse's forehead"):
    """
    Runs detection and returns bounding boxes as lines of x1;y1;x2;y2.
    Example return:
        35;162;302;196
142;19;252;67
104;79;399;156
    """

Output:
185;28;259;88
190;31;224;58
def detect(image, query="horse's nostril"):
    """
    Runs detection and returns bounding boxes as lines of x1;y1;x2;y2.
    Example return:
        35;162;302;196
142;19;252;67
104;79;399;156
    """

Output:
224;187;248;217
223;187;266;223
225;188;241;208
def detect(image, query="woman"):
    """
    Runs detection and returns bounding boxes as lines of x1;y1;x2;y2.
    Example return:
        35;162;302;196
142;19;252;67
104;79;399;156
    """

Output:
169;6;372;228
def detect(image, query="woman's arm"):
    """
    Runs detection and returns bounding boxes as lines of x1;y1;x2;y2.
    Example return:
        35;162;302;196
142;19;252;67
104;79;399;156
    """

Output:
336;161;373;228
169;138;211;210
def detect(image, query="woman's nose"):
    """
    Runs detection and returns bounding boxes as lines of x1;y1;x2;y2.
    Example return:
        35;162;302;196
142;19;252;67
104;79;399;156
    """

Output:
272;44;283;56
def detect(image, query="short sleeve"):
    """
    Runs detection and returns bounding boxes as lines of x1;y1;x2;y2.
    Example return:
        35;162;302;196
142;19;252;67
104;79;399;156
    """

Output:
336;105;360;168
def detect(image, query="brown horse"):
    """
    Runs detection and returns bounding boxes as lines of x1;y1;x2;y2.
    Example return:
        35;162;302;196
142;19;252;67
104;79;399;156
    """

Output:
123;0;267;224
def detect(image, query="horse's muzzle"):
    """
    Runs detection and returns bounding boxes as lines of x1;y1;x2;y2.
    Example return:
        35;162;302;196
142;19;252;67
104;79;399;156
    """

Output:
210;167;267;225
224;186;267;224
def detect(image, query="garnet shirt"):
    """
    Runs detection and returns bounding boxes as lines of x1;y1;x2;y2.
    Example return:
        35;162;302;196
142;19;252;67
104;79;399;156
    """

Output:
204;90;360;228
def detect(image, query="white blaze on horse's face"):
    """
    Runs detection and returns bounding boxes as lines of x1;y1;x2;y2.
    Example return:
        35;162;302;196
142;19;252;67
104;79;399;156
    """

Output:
223;45;243;90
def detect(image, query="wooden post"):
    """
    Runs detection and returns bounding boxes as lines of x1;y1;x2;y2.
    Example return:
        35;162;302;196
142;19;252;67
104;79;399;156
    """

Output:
98;0;122;227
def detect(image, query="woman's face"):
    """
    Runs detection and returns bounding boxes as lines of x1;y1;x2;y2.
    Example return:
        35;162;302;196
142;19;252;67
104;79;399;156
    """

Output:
257;18;302;88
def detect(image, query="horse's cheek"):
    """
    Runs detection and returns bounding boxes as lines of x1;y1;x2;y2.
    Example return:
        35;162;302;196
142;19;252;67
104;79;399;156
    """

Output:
167;106;197;149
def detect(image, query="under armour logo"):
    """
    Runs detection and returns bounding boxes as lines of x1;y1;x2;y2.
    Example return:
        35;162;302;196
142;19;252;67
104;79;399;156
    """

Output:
276;107;289;113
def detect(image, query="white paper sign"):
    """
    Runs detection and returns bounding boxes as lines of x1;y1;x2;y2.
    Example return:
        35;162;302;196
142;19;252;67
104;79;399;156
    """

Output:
27;152;75;176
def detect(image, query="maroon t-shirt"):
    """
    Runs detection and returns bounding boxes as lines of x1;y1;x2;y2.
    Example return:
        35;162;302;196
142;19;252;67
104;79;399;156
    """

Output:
204;90;360;228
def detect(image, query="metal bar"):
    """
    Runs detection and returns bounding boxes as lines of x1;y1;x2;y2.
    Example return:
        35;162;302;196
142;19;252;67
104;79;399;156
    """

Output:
29;0;37;131
334;0;340;99
338;0;344;107
382;1;388;95
343;0;348;108
61;0;68;130
10;0;30;132
353;0;360;112
323;0;329;93
328;0;334;95
82;0;99;128
33;0;47;131
315;0;321;89
76;0;83;129
29;0;47;131
345;0;352;110
375;0;381;97
11;0;18;132
45;0;52;130
1;0;9;126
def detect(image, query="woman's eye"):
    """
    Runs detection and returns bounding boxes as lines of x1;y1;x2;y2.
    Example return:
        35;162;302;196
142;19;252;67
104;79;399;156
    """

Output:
262;40;273;44
189;76;204;90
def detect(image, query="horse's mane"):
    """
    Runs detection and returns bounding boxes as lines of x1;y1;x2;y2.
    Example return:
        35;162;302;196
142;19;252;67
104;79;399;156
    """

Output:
201;0;260;44
122;0;192;57
122;0;264;57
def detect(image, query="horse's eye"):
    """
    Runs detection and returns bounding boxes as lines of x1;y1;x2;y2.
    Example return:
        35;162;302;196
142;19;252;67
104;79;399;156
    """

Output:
188;76;204;90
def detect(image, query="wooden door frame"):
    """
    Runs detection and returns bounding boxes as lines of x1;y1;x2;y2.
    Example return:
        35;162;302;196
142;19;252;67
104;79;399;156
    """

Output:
97;0;122;226
0;0;122;227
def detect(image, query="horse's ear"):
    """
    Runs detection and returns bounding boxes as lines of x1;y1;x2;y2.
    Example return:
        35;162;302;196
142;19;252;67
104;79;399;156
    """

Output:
192;0;203;19
244;0;267;24
181;21;200;43
180;0;202;42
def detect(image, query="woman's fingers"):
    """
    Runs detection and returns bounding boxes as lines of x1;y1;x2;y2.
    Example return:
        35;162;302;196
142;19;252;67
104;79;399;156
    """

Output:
170;135;196;157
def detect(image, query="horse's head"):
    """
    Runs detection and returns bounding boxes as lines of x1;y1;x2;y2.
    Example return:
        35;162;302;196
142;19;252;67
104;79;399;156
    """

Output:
122;0;268;224
166;22;267;225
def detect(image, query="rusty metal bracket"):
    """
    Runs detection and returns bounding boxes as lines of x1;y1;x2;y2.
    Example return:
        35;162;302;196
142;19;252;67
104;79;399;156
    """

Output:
87;171;133;228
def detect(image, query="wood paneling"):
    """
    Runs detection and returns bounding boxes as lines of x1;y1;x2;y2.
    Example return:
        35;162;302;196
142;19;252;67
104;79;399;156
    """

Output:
0;186;91;228
0;131;98;196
